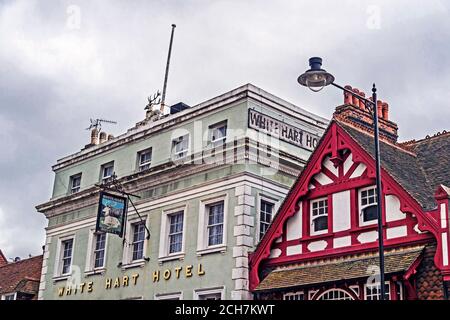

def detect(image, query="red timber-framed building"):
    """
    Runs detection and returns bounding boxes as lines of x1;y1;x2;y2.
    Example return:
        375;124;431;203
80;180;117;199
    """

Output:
249;86;450;300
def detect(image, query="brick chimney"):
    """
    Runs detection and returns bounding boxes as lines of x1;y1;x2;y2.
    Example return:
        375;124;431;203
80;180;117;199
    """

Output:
333;85;398;143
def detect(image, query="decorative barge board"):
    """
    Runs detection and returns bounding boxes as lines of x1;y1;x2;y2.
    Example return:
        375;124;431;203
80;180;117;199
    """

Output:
249;89;450;300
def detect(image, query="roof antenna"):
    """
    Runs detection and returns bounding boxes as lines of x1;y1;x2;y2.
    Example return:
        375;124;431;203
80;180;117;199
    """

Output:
160;24;176;113
86;118;117;132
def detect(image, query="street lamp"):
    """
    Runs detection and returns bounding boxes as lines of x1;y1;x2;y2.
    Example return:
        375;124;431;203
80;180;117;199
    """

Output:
298;57;386;300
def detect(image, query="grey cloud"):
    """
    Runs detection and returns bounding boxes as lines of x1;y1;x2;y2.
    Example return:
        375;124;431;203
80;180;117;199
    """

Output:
0;0;448;258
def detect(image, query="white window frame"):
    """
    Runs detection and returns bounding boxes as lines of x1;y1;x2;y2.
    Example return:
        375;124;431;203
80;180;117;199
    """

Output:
316;288;354;300
100;162;114;182
283;291;304;300
85;228;108;274
193;286;225;300
1;293;17;300
171;134;190;160
122;214;149;269
53;234;75;279
208;120;227;147
359;185;378;226
349;285;360;297
310;197;328;236
69;173;82;194
308;290;318;300
364;281;391;300
159;206;187;262
197;195;228;255
155;292;183;300
137;148;152;171
257;195;278;242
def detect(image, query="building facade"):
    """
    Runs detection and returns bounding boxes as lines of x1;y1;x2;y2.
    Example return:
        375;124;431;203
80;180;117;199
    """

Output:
249;86;450;300
36;84;328;300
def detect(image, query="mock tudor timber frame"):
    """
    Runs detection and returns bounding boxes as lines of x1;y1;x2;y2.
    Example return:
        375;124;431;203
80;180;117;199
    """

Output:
249;121;449;291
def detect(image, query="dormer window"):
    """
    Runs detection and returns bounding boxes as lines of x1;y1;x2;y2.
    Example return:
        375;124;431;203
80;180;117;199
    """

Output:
209;121;227;147
310;198;328;235
172;135;189;160
359;186;378;225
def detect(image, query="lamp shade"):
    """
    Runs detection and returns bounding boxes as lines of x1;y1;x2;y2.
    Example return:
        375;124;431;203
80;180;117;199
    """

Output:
297;57;335;91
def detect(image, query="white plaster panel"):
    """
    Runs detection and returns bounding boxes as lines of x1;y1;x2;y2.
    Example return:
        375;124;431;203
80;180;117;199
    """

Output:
443;233;449;266
357;231;378;243
323;156;339;177
441;203;447;229
307;240;328;252
314;172;334;185
343;152;354;175
385;195;406;222
332;191;351;232
333;236;352;248
286;245;302;256
386;225;407;239
350;163;367;178
269;248;282;258
275;237;282;243
286;203;302;241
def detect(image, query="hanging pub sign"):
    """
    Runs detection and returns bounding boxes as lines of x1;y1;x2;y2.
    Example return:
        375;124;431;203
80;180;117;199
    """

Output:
95;191;127;237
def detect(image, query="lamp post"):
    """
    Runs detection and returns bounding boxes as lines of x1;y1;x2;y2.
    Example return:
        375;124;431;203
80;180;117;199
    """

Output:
298;57;386;300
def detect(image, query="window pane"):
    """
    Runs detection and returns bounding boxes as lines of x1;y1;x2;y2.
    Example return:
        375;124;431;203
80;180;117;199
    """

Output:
132;223;145;260
363;205;378;222
314;216;328;232
61;239;73;275
169;212;184;254
207;202;224;246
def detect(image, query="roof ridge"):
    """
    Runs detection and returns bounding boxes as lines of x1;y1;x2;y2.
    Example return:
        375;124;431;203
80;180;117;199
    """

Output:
0;254;43;269
405;129;450;146
337;121;417;156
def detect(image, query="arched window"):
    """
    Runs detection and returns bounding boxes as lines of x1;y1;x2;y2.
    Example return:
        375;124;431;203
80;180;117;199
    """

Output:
316;289;354;300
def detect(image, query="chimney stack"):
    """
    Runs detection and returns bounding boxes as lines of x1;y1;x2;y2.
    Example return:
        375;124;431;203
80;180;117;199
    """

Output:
90;128;99;145
334;84;398;143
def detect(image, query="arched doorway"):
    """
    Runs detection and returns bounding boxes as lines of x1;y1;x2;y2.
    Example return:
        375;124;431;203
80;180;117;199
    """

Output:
315;289;355;300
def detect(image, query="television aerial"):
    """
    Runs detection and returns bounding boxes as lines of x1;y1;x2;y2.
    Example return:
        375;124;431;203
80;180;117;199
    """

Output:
86;118;117;132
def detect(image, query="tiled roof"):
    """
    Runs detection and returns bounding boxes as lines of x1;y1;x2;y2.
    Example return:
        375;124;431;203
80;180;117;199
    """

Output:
0;250;7;266
338;122;450;210
255;246;424;292
0;255;43;296
412;133;450;198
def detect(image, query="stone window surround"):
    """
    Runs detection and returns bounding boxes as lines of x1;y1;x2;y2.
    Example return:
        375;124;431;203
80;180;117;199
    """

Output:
158;206;187;263
193;286;225;300
197;195;228;256
53;233;76;281
121;214;149;269
84;228;108;275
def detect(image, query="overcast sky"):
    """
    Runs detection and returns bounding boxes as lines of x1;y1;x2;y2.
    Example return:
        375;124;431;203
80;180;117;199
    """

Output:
0;0;449;260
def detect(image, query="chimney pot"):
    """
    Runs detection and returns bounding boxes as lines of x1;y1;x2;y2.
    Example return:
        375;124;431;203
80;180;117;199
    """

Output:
352;88;360;107
90;128;99;145
359;91;366;110
382;102;389;120
99;131;108;144
377;100;383;118
344;85;353;105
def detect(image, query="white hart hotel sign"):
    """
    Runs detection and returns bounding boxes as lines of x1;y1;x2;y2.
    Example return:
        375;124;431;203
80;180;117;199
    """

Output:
248;109;320;151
